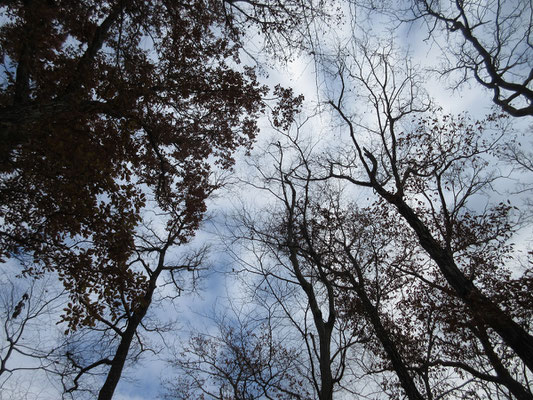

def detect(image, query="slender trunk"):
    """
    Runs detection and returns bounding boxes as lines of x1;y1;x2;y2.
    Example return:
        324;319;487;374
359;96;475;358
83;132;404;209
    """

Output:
473;325;533;400
97;317;142;400
344;268;425;400
287;244;335;400
13;40;32;106
386;193;533;373
97;272;159;400
359;288;425;400
289;254;335;400
64;0;128;96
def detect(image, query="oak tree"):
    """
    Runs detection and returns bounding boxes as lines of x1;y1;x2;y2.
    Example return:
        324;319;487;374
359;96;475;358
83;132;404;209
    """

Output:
0;0;266;329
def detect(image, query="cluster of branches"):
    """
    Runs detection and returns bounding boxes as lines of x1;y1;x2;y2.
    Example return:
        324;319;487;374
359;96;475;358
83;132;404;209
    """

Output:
170;24;533;400
356;0;533;117
409;0;533;117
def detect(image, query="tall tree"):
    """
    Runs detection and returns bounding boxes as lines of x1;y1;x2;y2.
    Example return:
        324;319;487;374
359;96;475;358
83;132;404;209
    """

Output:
0;0;267;326
223;133;431;399
323;40;533;372
0;0;301;398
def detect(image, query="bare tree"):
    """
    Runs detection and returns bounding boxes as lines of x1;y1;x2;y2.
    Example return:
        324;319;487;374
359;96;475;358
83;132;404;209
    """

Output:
212;138;363;399
165;305;311;400
247;118;533;399
322;39;533;376
0;275;67;398
221;0;335;61
408;0;533;117
219;127;445;399
58;205;209;400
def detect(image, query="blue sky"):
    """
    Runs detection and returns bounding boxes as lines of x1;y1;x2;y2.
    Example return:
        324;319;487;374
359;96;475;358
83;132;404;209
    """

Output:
1;1;532;399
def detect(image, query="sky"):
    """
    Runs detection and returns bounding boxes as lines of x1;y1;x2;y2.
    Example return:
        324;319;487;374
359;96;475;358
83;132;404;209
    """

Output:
1;1;532;399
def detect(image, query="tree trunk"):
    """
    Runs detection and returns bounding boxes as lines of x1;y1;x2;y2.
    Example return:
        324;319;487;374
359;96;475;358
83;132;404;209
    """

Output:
387;193;533;373
344;267;425;400
97;272;159;400
287;242;335;400
318;331;334;400
97;318;141;400
473;325;533;400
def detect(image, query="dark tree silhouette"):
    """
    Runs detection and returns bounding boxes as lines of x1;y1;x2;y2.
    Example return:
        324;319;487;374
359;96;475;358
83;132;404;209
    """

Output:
0;1;306;398
166;310;311;400
410;0;533;117
0;0;268;328
324;41;533;373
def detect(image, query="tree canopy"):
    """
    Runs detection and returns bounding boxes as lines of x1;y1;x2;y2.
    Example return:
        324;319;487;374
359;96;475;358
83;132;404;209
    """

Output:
0;0;268;326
